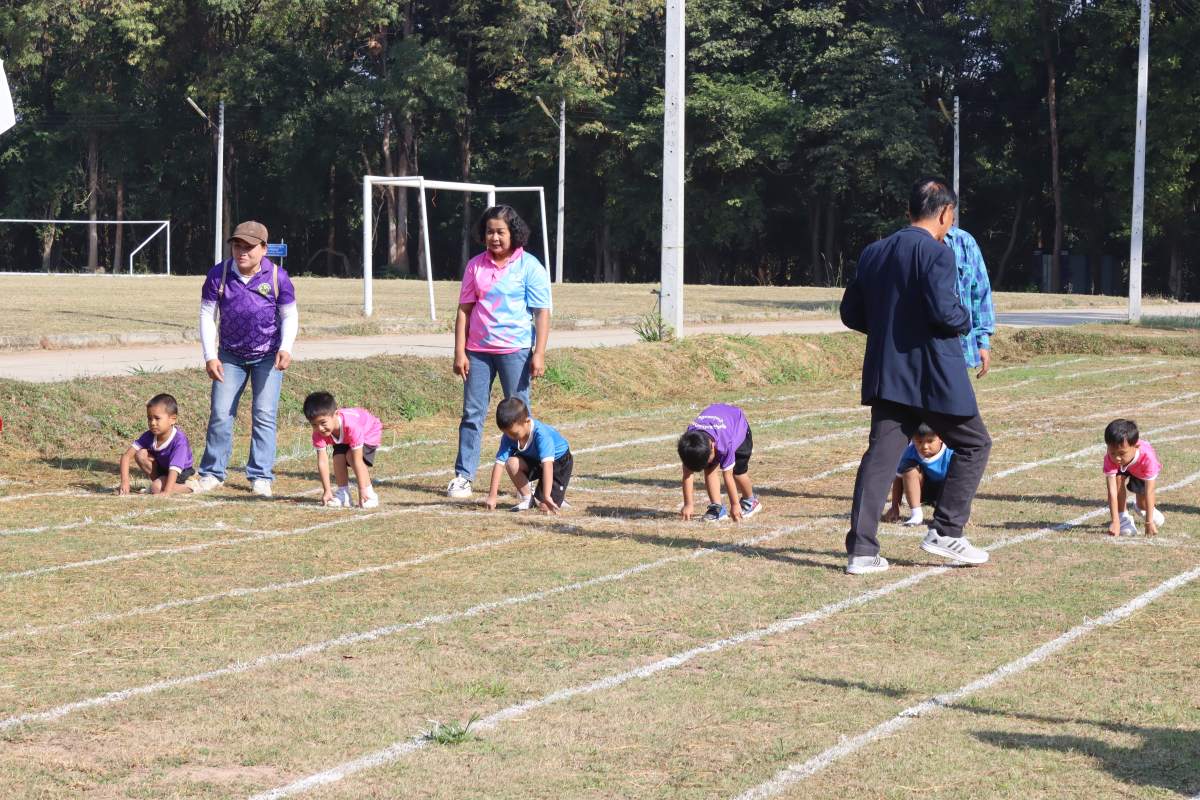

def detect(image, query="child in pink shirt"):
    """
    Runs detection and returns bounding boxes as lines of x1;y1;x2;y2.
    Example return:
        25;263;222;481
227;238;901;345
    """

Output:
303;392;384;509
1103;418;1164;536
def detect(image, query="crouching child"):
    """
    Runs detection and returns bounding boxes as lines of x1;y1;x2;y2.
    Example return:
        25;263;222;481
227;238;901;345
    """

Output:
677;403;761;523
1104;418;1164;536
304;392;383;509
884;423;953;526
119;393;195;496
485;398;572;513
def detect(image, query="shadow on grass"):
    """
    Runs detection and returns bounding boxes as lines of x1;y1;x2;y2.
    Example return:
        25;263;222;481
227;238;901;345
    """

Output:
965;706;1200;796
797;675;917;699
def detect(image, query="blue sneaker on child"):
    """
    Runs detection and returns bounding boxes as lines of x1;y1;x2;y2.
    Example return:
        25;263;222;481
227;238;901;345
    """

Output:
740;496;762;519
702;503;728;523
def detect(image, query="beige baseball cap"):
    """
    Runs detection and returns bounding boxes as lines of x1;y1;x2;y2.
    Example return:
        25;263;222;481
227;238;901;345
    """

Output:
228;220;268;246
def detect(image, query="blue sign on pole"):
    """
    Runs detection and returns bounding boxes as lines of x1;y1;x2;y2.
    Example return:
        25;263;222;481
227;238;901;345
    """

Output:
266;243;287;258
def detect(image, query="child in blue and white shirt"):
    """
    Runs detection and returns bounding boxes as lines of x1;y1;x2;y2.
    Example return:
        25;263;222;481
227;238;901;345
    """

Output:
884;423;954;527
484;398;572;513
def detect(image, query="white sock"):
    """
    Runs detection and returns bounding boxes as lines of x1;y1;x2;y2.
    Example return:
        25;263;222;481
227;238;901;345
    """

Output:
516;493;533;509
904;507;924;526
1120;510;1133;522
337;485;349;493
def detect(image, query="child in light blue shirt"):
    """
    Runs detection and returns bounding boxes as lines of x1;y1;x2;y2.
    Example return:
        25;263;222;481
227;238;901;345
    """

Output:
884;423;954;527
485;398;572;513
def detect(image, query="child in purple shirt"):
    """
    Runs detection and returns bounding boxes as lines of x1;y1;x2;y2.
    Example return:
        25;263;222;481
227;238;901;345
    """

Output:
119;394;195;496
677;403;762;522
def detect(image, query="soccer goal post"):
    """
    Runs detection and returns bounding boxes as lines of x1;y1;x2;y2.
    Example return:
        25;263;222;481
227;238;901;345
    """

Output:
361;176;552;319
0;218;171;274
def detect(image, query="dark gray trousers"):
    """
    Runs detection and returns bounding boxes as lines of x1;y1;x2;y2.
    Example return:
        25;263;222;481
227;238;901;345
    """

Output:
846;400;992;556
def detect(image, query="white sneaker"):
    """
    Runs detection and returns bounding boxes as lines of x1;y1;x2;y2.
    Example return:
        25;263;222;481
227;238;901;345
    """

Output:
447;476;473;498
920;529;988;564
251;479;273;498
846;554;890;575
361;487;379;509
327;487;352;508
510;494;534;512
1119;512;1140;536
192;474;224;493
1129;499;1165;527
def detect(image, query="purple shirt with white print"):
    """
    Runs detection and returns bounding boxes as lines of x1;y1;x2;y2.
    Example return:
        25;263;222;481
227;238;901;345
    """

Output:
133;426;194;473
686;403;749;472
201;258;297;359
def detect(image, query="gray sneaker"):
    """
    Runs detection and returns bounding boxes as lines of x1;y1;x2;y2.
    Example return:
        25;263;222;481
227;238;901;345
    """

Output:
846;554;889;574
920;529;988;564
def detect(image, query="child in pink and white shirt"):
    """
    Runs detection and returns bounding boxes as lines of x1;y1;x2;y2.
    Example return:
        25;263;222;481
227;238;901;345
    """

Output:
303;391;384;509
1103;418;1164;536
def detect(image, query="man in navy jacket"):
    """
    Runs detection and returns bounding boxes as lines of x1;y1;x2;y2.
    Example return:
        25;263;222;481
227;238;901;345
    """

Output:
839;177;993;574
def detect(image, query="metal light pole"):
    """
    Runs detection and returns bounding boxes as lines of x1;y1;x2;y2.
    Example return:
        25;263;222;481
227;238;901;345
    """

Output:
187;97;225;266
536;96;566;284
1129;0;1150;323
953;95;960;224
660;0;685;334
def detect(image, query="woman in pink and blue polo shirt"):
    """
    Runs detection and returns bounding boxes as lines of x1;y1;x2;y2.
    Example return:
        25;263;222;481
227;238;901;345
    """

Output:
446;205;551;498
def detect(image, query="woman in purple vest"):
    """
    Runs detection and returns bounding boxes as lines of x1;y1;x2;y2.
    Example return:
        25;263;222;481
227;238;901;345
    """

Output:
192;221;298;498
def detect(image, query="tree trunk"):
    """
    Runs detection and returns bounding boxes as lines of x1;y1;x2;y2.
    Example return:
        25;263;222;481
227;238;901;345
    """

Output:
1170;236;1182;299
594;225;604;282
413;133;428;280
87;135;99;271
41;201;56;272
598;222;620;282
222;142;233;259
327;163;337;277
809;198;823;286
823;196;837;286
996;195;1024;288
112;174;124;273
458;123;472;278
1044;41;1063;293
394;117;413;274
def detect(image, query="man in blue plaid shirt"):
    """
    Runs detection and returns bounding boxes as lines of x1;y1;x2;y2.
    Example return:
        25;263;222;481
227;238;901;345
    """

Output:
944;226;995;377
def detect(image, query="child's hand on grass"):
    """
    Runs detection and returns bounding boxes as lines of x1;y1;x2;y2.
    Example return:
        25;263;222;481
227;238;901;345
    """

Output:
1145;520;1158;536
729;505;743;522
118;482;130;496
883;505;900;523
485;494;498;511
539;495;559;514
681;503;693;521
321;488;334;507
1108;519;1122;537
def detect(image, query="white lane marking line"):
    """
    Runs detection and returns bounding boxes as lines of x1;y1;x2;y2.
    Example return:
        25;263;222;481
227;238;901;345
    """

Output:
986;418;1200;481
0;491;93;503
0;535;526;642
989;357;1090;372
0;500;236;537
1047;536;1200;549
0;506;447;583
241;472;1200;799
984;372;1188;413
732;564;1200;800
1076;391;1200;421
0;520;835;732
977;360;1167;394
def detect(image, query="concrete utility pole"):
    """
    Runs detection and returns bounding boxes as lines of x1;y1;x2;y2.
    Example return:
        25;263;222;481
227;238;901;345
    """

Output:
1128;0;1150;323
537;96;567;284
215;100;225;266
953;95;960;224
660;0;685;334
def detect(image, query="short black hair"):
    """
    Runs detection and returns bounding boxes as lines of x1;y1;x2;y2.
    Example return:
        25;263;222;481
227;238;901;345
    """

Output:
147;393;178;416
496;397;530;430
677;430;713;472
913;422;938;439
303;391;338;420
909;176;957;221
475;204;531;248
1104;418;1140;447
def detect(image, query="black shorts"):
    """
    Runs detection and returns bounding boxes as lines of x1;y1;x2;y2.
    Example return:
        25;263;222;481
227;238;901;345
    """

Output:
1121;473;1148;496
174;467;195;483
332;443;377;467
514;449;573;506
732;427;753;476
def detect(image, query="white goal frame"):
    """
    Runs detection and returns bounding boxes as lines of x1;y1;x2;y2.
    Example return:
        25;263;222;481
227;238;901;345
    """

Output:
0;218;171;274
362;176;552;319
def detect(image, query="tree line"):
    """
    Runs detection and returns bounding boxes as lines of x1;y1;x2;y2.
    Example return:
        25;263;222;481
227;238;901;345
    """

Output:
0;0;1197;297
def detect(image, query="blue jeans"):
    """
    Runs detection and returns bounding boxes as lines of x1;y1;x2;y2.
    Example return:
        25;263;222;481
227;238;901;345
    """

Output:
455;349;531;481
198;349;285;483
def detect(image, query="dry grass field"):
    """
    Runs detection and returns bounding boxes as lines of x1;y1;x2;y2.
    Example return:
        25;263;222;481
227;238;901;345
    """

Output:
0;273;1177;340
0;336;1198;799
